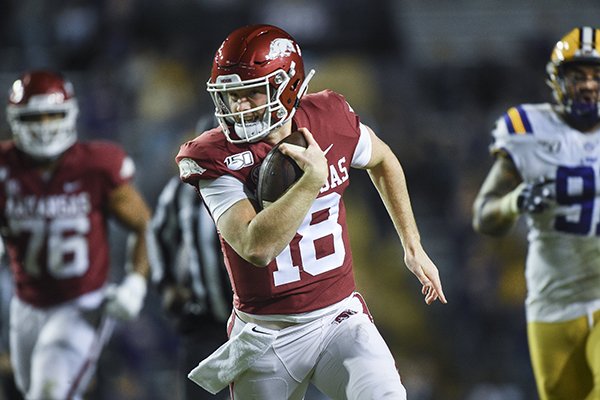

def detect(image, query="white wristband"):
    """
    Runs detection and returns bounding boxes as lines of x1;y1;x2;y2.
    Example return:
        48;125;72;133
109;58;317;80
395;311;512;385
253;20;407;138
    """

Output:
498;183;525;217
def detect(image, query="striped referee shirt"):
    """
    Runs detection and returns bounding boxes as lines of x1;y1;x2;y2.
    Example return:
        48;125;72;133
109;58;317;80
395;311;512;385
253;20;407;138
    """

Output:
148;176;232;324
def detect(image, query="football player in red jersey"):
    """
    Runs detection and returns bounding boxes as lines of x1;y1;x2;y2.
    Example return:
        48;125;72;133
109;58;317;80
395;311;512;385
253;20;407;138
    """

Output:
177;25;447;400
0;70;151;400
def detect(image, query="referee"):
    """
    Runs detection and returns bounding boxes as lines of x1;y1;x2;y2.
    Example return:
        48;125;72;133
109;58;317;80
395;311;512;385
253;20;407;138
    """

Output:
148;173;232;399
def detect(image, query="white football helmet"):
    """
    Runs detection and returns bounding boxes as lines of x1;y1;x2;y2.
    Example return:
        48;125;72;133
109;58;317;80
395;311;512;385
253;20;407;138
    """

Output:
6;70;79;160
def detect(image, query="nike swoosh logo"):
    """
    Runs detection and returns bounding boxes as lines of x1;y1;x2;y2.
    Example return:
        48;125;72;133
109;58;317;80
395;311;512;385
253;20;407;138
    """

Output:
323;144;333;155
251;326;270;335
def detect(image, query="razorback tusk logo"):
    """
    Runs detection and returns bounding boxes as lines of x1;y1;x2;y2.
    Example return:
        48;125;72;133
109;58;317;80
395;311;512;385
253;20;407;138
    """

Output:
178;158;206;179
266;38;296;60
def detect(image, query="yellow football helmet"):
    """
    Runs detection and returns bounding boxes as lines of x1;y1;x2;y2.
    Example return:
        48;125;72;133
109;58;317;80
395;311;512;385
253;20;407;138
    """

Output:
546;26;600;126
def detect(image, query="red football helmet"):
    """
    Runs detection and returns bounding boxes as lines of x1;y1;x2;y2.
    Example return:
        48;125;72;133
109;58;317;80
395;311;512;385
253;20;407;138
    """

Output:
207;24;315;143
6;70;79;159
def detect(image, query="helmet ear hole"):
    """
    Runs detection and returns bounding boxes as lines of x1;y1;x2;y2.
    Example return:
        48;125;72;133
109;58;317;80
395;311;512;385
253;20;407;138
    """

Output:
290;78;300;91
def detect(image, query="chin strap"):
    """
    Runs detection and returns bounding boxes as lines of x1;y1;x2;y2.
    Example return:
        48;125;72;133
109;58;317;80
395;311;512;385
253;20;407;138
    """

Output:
283;68;317;127
297;69;316;102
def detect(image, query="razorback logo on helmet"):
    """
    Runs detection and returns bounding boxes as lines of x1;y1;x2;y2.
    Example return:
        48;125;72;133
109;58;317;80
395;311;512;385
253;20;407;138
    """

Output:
9;80;24;103
225;151;254;171
266;38;297;61
178;158;206;179
119;157;135;180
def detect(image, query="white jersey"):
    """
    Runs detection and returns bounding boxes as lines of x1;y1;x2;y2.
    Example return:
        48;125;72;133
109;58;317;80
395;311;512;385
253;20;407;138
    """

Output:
491;103;600;322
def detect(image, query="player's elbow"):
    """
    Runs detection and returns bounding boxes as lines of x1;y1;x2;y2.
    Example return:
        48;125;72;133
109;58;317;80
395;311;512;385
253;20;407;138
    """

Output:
472;214;512;237
472;197;506;237
472;217;489;235
243;251;273;268
471;210;486;234
238;244;274;267
221;228;274;267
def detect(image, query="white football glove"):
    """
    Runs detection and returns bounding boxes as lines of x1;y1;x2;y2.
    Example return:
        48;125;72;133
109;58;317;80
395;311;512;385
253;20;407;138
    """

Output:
105;272;147;321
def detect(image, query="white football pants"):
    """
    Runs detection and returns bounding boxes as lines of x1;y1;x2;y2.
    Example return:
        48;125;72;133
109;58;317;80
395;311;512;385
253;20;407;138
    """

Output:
229;293;407;399
9;292;113;400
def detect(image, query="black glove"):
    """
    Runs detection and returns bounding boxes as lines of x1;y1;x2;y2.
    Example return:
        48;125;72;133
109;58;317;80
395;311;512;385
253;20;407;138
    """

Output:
516;178;555;214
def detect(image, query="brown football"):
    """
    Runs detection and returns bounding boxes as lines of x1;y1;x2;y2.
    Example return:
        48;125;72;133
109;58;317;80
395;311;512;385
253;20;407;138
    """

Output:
257;131;308;209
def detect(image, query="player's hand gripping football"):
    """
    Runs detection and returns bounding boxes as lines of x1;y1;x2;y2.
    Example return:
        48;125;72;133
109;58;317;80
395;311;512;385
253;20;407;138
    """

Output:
278;128;328;190
404;247;447;305
105;272;147;321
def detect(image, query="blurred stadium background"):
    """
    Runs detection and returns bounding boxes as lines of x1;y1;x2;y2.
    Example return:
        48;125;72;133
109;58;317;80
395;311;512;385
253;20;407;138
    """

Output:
1;1;599;399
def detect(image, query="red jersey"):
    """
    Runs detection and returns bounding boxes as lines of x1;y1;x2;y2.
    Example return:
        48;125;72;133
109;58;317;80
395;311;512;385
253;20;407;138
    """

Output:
0;141;133;307
177;90;367;315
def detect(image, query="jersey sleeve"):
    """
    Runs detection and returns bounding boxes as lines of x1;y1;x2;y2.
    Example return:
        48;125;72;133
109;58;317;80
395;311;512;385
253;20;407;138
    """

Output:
89;141;135;190
489;105;536;172
177;141;211;189
332;93;366;167
351;123;373;168
199;175;250;224
176;129;237;186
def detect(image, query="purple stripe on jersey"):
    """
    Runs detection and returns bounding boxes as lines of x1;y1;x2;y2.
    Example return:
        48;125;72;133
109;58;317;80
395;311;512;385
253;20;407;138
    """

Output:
503;113;516;134
516;106;533;133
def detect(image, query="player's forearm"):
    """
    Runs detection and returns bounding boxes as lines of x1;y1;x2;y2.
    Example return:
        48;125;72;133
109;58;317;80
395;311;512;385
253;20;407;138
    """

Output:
230;173;322;267
217;176;320;267
472;154;523;236
106;230;149;321
472;194;519;236
129;230;150;278
112;186;151;278
367;154;422;255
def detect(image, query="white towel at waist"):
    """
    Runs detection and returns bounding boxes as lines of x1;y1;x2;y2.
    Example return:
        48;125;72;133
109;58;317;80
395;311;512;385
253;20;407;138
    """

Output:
188;322;278;394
